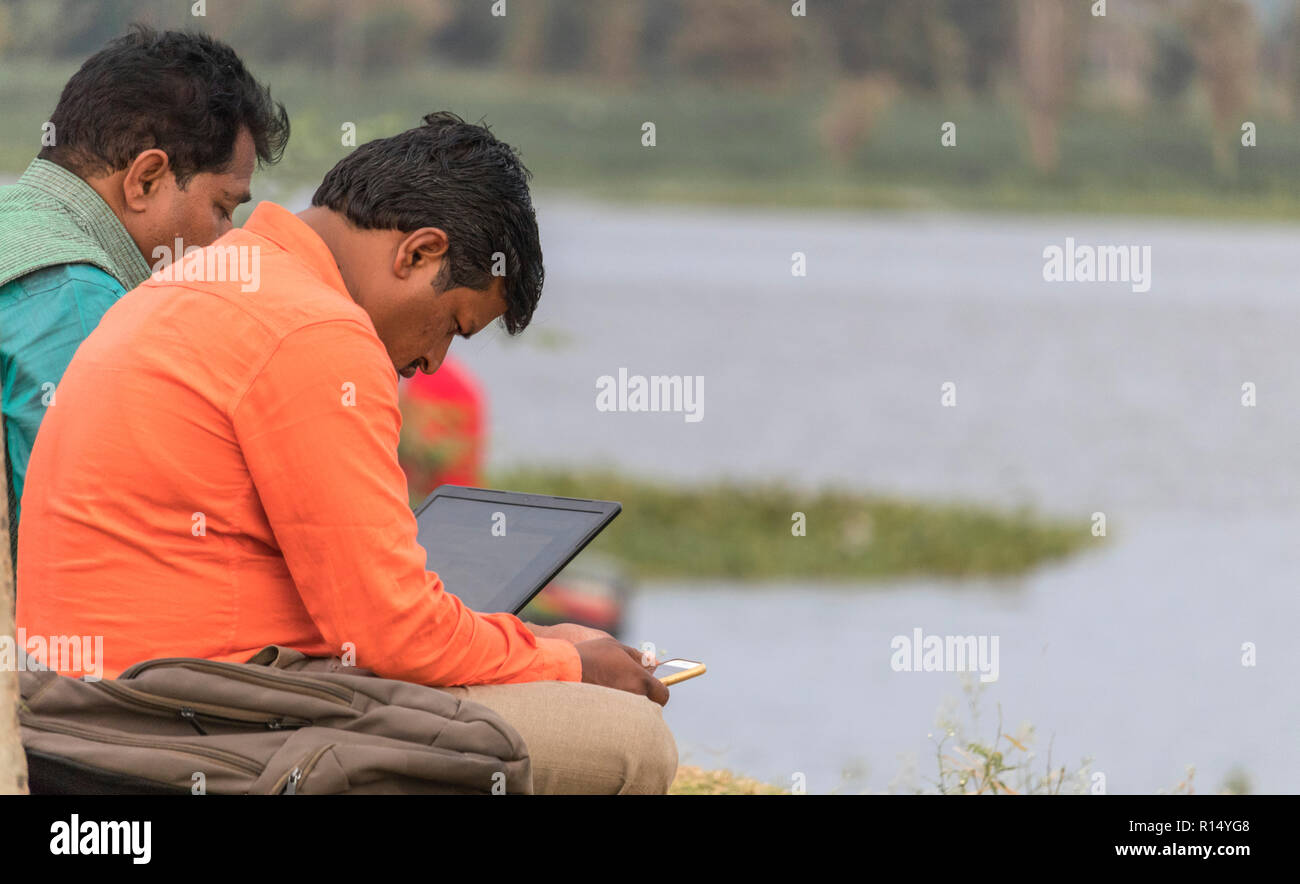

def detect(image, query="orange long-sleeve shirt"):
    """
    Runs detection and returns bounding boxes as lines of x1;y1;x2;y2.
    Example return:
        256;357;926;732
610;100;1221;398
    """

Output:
15;201;581;686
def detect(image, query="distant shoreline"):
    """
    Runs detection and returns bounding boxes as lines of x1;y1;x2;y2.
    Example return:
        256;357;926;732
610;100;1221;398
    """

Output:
7;60;1300;223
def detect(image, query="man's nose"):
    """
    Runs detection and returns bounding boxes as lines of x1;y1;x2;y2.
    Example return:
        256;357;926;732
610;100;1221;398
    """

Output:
424;337;453;373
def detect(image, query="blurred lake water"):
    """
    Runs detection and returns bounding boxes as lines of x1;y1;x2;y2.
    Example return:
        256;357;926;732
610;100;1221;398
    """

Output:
452;199;1300;793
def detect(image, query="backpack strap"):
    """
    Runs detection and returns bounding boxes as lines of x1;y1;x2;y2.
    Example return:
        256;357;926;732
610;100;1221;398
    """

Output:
244;645;375;677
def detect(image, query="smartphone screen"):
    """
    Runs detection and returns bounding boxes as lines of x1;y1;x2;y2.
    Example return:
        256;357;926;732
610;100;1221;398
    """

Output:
654;659;705;682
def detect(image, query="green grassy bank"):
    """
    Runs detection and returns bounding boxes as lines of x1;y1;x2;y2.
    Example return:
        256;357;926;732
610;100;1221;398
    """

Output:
490;468;1089;582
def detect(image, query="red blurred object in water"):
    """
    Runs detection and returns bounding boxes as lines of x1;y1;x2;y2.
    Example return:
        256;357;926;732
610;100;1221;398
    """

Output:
398;355;486;495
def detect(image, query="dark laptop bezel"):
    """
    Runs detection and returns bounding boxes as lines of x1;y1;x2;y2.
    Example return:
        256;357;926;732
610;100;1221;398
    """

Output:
412;485;622;614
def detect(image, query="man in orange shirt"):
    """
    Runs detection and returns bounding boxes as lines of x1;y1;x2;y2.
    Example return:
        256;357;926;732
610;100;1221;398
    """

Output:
17;113;675;793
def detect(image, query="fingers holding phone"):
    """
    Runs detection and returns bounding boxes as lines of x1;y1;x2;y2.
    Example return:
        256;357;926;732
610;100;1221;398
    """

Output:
577;638;671;706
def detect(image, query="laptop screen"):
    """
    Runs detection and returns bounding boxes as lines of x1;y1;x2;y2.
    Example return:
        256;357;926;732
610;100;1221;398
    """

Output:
414;488;619;614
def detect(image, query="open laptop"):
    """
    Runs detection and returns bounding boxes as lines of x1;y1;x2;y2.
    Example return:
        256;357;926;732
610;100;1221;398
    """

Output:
412;485;621;614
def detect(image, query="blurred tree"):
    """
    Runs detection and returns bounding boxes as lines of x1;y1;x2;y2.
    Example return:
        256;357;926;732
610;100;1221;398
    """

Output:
539;0;592;74
819;0;1012;93
506;0;550;75
824;0;939;86
636;0;682;79
358;1;455;72
212;0;455;74
669;0;797;86
432;1;509;67
1016;0;1075;174
924;4;970;99
1184;0;1257;178
328;0;363;82
0;0;106;58
813;0;1016;169
1081;1;1157;115
1282;0;1300;119
1149;22;1198;103
0;3;12;58
589;0;646;84
818;73;899;166
945;0;1014;93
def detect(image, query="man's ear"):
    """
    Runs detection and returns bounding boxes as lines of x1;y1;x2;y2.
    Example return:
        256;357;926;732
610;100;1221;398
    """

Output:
121;149;172;212
394;227;450;280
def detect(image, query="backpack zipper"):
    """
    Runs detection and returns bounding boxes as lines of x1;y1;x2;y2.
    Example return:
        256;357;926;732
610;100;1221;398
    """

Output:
179;707;206;735
277;744;333;795
22;716;262;776
98;680;310;731
121;658;353;705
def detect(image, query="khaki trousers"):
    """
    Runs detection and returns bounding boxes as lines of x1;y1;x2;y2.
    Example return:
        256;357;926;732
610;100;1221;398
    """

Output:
438;681;678;795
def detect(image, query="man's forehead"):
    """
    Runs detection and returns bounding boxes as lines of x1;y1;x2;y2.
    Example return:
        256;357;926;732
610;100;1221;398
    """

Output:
465;278;508;327
206;129;257;185
229;130;258;177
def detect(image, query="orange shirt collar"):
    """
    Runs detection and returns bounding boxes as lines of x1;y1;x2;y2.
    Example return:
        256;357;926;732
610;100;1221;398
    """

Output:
243;201;351;299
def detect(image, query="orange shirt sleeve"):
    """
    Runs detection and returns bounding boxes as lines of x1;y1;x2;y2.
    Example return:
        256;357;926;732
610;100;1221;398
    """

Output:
230;318;581;686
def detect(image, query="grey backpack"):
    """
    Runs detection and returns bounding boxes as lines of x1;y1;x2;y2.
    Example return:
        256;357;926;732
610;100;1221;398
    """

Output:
19;645;532;794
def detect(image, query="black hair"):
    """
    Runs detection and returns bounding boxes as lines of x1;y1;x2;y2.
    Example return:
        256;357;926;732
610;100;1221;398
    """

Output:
38;25;289;186
311;111;544;335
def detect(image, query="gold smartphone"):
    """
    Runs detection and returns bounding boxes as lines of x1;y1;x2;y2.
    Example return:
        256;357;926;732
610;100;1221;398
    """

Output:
654;658;706;686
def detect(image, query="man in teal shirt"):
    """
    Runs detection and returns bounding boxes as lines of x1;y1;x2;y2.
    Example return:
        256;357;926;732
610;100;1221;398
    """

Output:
0;26;288;560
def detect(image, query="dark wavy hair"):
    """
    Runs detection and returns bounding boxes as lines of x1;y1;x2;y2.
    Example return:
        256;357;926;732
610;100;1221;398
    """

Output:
311;112;544;335
38;25;289;186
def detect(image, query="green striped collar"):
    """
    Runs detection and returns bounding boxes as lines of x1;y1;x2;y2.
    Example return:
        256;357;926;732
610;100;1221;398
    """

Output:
16;158;151;290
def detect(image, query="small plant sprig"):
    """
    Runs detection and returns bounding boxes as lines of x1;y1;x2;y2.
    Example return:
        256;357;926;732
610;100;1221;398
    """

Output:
923;677;1093;795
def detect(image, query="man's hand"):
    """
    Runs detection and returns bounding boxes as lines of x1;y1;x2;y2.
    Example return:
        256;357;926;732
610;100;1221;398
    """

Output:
525;621;615;645
576;638;670;706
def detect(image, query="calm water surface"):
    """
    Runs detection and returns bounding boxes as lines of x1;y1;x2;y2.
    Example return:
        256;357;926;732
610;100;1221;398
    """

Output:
459;199;1300;793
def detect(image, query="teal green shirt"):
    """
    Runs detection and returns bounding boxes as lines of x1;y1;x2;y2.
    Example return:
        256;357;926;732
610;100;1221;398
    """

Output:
0;159;150;539
0;263;126;518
